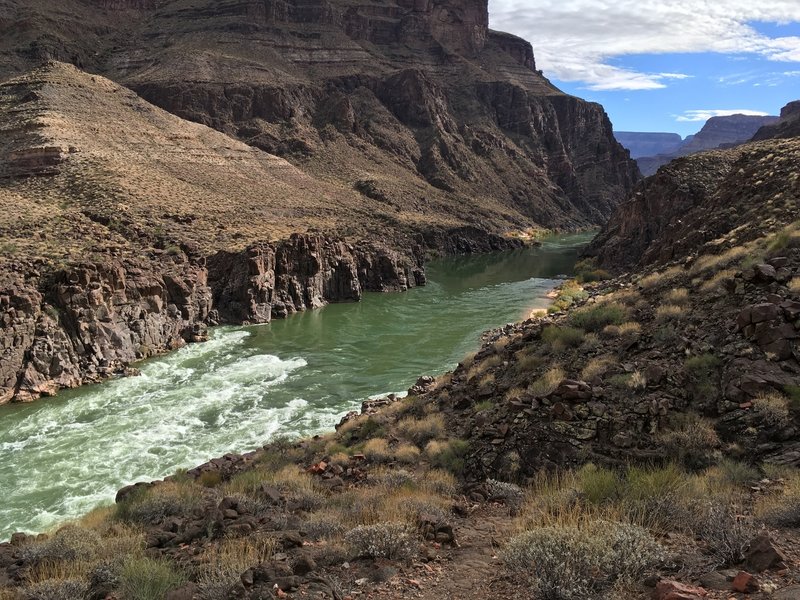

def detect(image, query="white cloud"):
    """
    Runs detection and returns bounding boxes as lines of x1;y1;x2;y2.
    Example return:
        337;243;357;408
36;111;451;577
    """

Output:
489;1;800;90
675;109;771;122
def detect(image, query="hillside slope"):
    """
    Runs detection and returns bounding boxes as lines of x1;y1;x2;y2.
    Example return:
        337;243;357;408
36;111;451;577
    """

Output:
0;0;639;231
585;137;800;269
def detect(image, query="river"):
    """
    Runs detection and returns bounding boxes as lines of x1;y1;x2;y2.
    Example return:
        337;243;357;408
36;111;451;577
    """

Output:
0;232;592;538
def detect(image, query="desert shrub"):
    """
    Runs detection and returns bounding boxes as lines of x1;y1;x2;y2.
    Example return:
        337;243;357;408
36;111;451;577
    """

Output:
195;536;274;600
574;258;611;283
369;468;416;489
503;521;664;599
198;471;222;488
753;392;791;427
684;353;721;403
120;557;186;600
659;415;720;470
581;332;601;350
515;350;544;373
576;464;618;505
568;303;627;332
117;483;202;525
608;372;646;390
755;474;800;527
344;523;416;560
699;268;739;292
691;246;749;274
20;526;101;563
618;321;642;336
541;325;585;349
485;479;525;513
620;464;692;531
639;266;684;288
363;438;391;462
303;515;347;540
529;366;565;397
767;222;800;252
709;459;759;487
19;579;88;600
396;414;445;446
785;385;800;411
548;280;588;312
424;439;469;474
693;501;756;566
264;466;324;511
466;355;503;381
393;443;421;464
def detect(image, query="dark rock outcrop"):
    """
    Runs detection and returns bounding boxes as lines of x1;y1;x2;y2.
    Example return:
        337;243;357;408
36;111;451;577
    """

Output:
752;100;800;141
0;234;424;404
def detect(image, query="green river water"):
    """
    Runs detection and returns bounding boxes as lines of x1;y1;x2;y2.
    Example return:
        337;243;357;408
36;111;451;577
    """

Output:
0;232;593;539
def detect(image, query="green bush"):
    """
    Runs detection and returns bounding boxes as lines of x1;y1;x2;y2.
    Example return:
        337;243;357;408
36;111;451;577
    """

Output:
541;326;585;348
20;526;101;562
577;464;618;505
503;521;664;600
120;557;186;600
621;464;690;531
344;523;416;560
20;580;88;600
684;353;722;403
425;439;469;475
568;303;627;332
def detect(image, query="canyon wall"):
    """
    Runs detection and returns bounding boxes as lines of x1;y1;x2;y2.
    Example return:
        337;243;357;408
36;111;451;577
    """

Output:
0;234;431;404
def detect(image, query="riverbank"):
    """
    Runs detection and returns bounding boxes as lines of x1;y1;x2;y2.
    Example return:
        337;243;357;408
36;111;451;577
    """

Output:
0;234;593;540
3;224;799;598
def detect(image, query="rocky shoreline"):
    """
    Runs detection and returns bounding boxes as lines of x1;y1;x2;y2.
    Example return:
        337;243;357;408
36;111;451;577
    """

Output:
1;227;521;405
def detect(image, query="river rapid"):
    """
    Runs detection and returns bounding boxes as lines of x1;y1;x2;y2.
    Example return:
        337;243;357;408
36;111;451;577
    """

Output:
0;233;593;538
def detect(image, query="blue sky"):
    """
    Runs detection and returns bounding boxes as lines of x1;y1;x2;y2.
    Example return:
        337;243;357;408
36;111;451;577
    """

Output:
489;1;800;137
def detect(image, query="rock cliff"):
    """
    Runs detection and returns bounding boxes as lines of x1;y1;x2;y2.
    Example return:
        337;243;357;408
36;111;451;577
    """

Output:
753;100;800;141
634;114;779;176
0;235;426;404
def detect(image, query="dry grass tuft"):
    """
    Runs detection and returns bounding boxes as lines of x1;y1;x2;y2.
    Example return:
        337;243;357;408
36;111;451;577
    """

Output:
655;304;685;321
581;356;615;380
363;438;392;462
529;366;565;397
665;287;690;305
395;414;446;446
393;443;421;464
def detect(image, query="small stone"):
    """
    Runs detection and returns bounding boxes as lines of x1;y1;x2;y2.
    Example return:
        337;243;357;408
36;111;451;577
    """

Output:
744;533;787;572
732;571;757;593
653;579;708;600
753;264;777;282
